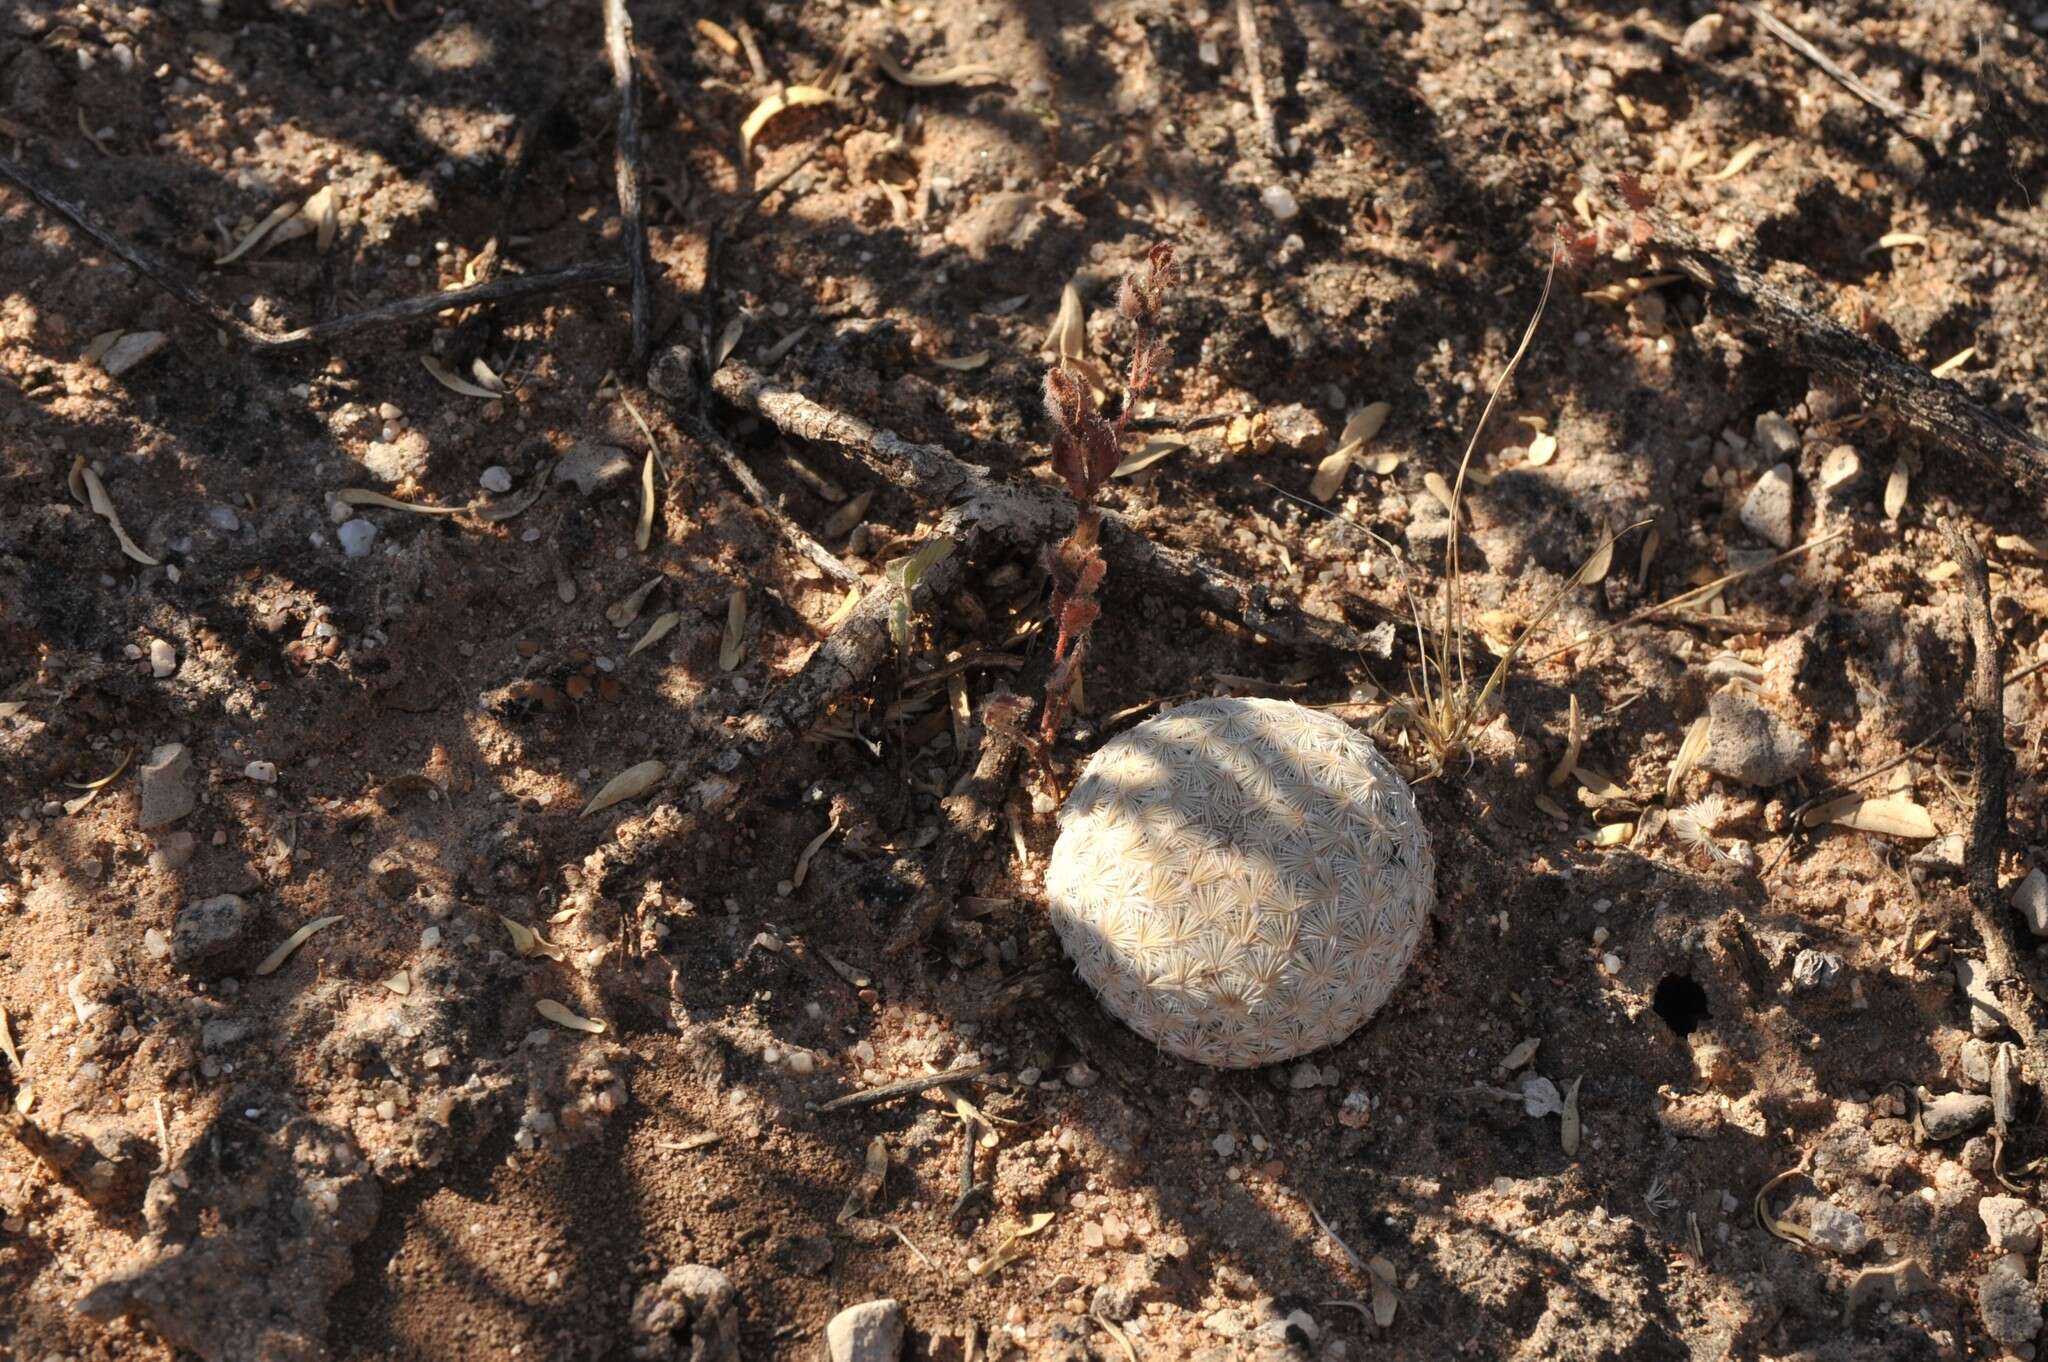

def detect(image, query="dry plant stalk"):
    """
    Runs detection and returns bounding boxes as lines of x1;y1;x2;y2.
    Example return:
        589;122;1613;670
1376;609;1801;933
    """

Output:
1036;243;1180;749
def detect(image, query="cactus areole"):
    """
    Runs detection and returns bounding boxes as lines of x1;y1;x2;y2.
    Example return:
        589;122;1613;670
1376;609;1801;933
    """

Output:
1046;697;1435;1068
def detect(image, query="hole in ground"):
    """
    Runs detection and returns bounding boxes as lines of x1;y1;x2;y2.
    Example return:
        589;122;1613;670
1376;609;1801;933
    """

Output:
1653;974;1711;1037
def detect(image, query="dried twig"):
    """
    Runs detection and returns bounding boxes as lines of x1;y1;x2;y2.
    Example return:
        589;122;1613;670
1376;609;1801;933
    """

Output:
672;409;861;586
707;360;1403;658
1646;213;2048;495
603;0;653;367
810;1060;995;1112
0;155;626;352
1944;518;2048;1109
1235;0;1283;160
1745;3;1918;122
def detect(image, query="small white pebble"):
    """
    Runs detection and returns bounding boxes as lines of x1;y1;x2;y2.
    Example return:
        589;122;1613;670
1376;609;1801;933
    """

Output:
480;465;513;494
245;760;278;783
1601;952;1623;974
1261;184;1300;221
148;638;177;678
787;1052;815;1076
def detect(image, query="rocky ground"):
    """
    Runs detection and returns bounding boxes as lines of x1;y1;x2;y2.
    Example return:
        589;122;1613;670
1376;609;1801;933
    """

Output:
5;0;2048;1359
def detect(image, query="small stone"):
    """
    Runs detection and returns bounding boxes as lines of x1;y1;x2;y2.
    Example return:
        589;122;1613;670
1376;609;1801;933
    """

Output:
1338;1090;1372;1128
2013;869;2048;937
1754;412;1801;459
1091;1283;1139;1322
1818;444;1862;491
1739;462;1797;549
142;928;170;960
1920;1089;1994;1140
1260;184;1300;222
786;1051;815;1076
244;760;278;784
1979;1253;2042;1346
1910;833;1967;874
207;504;242;532
100;330;169;377
1289;1060;1329;1090
825;1298;903;1362
1677;13;1728;56
149;831;195;872
1981;1195;2045;1254
1213;1132;1237;1157
172;894;254;967
553;442;634;495
360;430;430;484
1703;691;1812;787
479;465;514;494
1961;1039;1998;1092
136;743;195;829
147;638;177;678
629;1263;741;1362
1267;403;1328;458
337;518;379;557
1791;949;1840;991
1958;957;2006;1038
1806;1202;1869;1255
1066;1061;1098;1088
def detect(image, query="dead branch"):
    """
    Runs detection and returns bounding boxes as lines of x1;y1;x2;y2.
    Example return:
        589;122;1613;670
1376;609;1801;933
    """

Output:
1944;517;2048;1109
810;1060;994;1112
1745;4;1918;122
1647;214;2048;495
0;155;627;352
603;0;653;367
1235;0;1284;161
706;359;1400;659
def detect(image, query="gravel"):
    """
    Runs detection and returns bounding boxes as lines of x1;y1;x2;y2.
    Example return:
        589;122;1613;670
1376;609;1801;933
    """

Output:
135;743;195;829
1978;1253;2042;1346
1702;692;1812;787
172;894;255;967
337;519;379;557
1980;1195;2044;1255
1738;463;1797;549
825;1298;903;1362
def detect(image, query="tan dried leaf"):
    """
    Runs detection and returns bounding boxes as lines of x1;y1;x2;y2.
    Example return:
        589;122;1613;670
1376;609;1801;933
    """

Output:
714;315;746;369
0;1005;18;1071
1862;230;1926;256
740;85;835;161
1995;534;2048;560
822;489;873;539
1706;140;1768;181
1927;561;1961;582
1113;438;1187;479
583;760;666;816
871;45;1002;88
14;1084;33;1114
791;814;841;890
838;1133;889;1224
254;915;344;976
470;357;507;394
1561;1075;1582;1155
69;457;159;565
536;999;606;1034
696;17;741;55
1582;520;1615;585
1309;448;1353;502
1527;432;1558;466
1044;283;1087;361
719;589;747;671
1809;794;1937;838
1884;458;1909;518
636;449;658;552
1667;714;1711;804
1573;765;1628;803
1497;1037;1540;1074
306;184;339;253
383;970;412;996
971;1211;1055;1278
932;350;991;371
500;914;567;962
630;611;681;656
216;200;298;264
62;747;132;816
1930;346;1976;379
1423;470;1458;517
607;576;665;629
1591;821;1635;846
1547;694;1583;788
335;488;469;516
1368;1256;1399;1328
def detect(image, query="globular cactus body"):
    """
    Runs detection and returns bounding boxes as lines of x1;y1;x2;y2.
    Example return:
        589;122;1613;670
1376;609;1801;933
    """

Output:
1047;698;1434;1068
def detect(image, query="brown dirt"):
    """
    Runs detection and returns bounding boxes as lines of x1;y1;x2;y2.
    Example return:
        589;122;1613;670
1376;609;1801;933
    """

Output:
5;1;2048;1359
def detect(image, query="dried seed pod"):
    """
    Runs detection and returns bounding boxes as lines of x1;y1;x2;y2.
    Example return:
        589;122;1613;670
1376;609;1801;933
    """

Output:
1046;697;1435;1068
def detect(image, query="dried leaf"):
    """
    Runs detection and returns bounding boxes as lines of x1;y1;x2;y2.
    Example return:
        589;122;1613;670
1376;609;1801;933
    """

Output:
1995;534;2048;560
1561;1076;1582;1155
82;329;122;364
714;315;746;369
420;353;502;400
1927;561;1961;582
636;449;657;552
1547;694;1582;788
819;951;870;987
791;814;841;890
383;970;412;996
0;1006;18;1071
739;85;835;161
932;350;990;371
62;747;132;815
1044;283;1087;361
1113;437;1187;479
971;1211;1055;1278
1884;458;1909;518
871;46;1003;87
69;457;159;565
1423;470;1458;517
1497;1037;1540;1074
607;576;665;629
254;914;344;976
1862;230;1926;256
470;357;507;394
630;611;681;656
1706;140;1768;181
1573;765;1628;803
1309;448;1353;501
696;17;741;55
14;1084;32;1114
1930;346;1976;379
1527;432;1558;466
0;701;26;720
478;476;549;523
1339;401;1392;449
822;489;873;539
1368;1256;1399;1328
719;589;747;671
583;760;666;816
306;184;339;253
1533;792;1569;820
838;1133;890;1224
1667;714;1711;805
216;200;298;264
334;488;470;516
1577;520;1614;586
1591;821;1635;846
1364;450;1403;475
536;998;606;1034
500;914;567;962
1809;794;1938;838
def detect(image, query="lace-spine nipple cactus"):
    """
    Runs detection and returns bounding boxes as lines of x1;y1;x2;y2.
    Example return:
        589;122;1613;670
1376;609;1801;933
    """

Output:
1047;697;1435;1068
